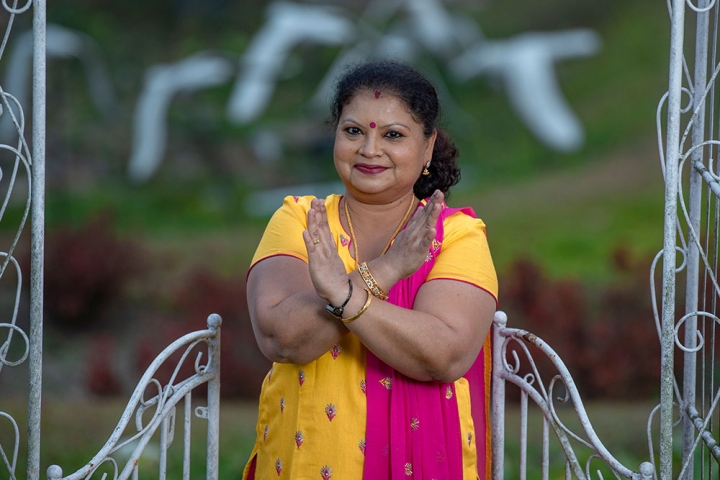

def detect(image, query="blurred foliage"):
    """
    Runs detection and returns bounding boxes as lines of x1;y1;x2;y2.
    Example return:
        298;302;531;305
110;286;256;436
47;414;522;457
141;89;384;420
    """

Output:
31;215;147;331
501;248;665;400
0;0;677;399
0;0;671;278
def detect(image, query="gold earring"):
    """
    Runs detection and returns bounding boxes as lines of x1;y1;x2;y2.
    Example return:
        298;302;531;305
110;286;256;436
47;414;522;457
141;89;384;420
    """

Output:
422;162;430;176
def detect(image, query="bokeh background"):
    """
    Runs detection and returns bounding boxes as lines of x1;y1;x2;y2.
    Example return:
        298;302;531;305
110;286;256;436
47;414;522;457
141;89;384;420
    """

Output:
0;0;672;476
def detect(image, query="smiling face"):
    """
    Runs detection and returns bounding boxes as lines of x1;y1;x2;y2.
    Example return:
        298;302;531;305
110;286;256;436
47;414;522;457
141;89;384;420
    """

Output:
333;89;437;204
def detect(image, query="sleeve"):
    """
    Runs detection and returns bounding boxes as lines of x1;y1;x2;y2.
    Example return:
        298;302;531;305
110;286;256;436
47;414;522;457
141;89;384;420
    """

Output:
426;211;499;303
249;195;313;270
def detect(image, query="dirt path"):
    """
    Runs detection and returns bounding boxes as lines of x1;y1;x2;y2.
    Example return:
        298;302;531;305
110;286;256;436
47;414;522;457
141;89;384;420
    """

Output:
472;137;663;220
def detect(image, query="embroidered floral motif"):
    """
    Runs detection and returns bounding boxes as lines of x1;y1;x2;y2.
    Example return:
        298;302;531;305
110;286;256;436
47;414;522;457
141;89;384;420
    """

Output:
325;403;337;421
360;379;367;395
432;239;441;251
330;343;342;359
264;425;269;441
280;397;285;414
405;463;413;476
467;432;473;446
382;445;390;457
275;458;282;476
425;252;433;262
295;431;304;448
340;234;350;247
379;377;392;390
298;369;305;386
320;465;333;479
445;386;453;399
436;450;445;462
359;438;366;455
410;418;419;431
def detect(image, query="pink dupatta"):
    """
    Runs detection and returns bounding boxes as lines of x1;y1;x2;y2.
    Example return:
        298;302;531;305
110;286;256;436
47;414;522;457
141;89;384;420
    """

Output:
363;205;491;480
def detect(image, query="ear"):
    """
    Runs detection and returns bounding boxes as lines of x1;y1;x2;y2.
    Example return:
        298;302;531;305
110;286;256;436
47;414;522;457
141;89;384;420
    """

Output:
424;129;438;163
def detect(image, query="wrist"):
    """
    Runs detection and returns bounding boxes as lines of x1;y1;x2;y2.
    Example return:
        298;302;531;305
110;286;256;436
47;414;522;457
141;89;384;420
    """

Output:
366;256;403;288
359;262;389;300
325;279;354;319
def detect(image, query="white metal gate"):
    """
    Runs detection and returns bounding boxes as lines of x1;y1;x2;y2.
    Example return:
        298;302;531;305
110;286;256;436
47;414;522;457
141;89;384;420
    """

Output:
1;1;46;478
2;0;717;479
491;0;720;478
0;2;221;480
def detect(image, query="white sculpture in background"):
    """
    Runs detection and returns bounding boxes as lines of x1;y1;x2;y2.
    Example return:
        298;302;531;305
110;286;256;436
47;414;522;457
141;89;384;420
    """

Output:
0;23;117;142
126;0;602;185
0;2;602;185
226;1;355;125
450;29;601;152
128;53;235;183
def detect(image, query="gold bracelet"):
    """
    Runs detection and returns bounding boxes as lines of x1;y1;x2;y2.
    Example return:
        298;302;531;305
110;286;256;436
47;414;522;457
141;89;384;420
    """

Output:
342;288;372;323
358;262;389;300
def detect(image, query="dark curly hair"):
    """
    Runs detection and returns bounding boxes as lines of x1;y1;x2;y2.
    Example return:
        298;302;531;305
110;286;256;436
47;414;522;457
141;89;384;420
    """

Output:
328;60;461;199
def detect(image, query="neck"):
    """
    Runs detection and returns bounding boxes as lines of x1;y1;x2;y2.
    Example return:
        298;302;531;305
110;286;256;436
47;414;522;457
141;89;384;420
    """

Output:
343;191;417;264
344;191;416;218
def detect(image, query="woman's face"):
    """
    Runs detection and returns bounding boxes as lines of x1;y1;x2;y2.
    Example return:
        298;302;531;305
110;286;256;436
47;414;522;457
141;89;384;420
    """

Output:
333;89;436;204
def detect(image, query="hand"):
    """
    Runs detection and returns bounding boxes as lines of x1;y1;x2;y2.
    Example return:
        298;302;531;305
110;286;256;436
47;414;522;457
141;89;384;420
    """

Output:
302;198;351;306
384;190;444;279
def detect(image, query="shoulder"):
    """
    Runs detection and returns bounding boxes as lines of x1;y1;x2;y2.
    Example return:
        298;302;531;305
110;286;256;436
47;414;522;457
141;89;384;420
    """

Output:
428;204;498;300
441;206;487;242
275;194;342;214
270;194;342;222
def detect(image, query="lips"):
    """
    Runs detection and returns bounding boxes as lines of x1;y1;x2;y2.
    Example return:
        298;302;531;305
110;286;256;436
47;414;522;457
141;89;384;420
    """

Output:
355;163;388;174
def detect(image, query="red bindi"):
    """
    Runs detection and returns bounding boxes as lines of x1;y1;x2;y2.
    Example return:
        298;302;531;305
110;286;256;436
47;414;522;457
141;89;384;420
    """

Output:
369;122;376;128
374;90;381;98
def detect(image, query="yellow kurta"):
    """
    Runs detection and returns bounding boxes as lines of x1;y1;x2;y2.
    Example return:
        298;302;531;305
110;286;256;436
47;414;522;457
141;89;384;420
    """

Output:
243;195;498;479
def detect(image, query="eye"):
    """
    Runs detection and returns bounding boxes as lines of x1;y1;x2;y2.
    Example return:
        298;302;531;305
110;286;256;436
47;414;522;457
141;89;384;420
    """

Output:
385;130;404;139
344;126;362;135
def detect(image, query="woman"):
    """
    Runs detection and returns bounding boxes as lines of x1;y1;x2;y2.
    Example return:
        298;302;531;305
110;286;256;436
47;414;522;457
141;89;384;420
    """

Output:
243;60;497;479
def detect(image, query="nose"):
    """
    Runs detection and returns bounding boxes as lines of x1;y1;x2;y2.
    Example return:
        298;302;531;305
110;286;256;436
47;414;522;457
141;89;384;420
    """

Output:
359;132;381;157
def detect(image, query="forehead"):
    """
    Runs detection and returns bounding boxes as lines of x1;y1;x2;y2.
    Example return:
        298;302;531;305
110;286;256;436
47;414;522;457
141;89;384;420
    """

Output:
341;89;415;121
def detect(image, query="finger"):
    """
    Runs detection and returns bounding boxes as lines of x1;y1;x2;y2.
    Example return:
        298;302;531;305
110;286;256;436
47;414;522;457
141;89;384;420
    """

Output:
426;199;442;226
305;209;324;249
312;201;338;253
424;190;443;216
316;200;333;238
302;228;319;253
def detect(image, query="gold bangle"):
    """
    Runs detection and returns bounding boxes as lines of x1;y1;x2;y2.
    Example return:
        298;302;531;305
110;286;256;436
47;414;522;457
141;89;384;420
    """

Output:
358;262;389;300
342;288;372;323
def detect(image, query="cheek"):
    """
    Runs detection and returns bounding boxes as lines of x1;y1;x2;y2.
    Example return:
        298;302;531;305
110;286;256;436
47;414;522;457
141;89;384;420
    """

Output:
334;137;355;161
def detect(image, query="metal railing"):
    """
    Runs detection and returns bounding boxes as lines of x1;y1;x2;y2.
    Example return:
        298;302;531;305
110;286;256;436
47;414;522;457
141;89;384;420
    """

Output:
658;0;720;478
0;3;222;480
0;1;44;480
491;311;655;480
45;314;222;480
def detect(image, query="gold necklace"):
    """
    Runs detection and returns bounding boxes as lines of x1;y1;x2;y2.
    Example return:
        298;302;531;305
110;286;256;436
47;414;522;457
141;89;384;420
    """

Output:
344;195;415;265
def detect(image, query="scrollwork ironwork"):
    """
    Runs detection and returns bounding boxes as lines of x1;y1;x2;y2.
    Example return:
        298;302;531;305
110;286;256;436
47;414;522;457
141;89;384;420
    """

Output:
492;311;655;479
46;314;222;480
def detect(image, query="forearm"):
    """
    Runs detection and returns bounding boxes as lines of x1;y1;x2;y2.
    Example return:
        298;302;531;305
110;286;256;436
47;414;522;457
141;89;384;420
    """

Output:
251;288;349;364
337;280;495;383
345;256;403;301
350;304;470;381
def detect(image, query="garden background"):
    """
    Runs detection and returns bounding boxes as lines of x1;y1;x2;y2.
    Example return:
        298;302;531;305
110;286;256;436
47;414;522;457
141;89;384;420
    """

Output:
0;0;673;476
